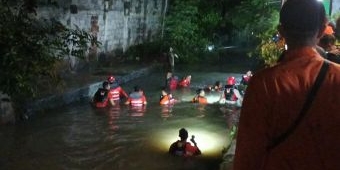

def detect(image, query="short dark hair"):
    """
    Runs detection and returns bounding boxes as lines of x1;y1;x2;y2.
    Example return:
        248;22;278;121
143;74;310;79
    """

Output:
134;85;141;92
179;128;188;139
319;34;336;46
196;89;203;95
280;0;326;38
102;81;109;88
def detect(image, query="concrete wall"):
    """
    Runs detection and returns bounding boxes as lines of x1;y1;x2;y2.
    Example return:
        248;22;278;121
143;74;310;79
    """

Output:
36;0;165;54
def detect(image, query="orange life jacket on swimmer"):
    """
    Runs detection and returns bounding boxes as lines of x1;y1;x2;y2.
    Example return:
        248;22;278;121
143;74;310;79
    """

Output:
192;96;208;104
109;86;127;101
93;88;110;108
127;92;147;107
160;94;176;105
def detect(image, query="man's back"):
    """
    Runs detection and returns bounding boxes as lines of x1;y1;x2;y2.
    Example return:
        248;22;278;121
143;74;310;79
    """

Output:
232;0;340;168
169;140;201;157
234;47;340;170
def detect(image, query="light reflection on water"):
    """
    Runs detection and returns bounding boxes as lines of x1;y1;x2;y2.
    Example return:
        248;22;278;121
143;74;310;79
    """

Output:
0;72;242;170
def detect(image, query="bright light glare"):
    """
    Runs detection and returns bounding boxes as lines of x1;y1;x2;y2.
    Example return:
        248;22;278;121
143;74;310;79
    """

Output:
179;94;195;102
206;94;221;104
150;126;230;156
179;92;221;104
207;45;214;51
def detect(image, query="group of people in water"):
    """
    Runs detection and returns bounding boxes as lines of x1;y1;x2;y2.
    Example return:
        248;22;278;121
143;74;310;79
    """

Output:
91;70;253;109
163;71;252;106
91;0;340;164
91;75;146;108
90;70;253;157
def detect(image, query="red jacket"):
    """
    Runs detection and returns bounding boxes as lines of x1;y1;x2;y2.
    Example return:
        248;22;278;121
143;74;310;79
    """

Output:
178;79;190;87
109;86;128;101
169;78;178;91
169;140;201;157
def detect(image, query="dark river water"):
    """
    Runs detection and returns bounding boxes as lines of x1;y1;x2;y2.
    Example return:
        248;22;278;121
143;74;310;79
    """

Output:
0;71;244;170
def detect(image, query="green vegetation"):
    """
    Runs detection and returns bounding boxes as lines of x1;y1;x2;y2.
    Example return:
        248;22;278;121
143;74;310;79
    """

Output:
163;0;222;63
0;0;99;112
0;0;284;116
161;0;281;66
225;0;281;66
118;0;282;66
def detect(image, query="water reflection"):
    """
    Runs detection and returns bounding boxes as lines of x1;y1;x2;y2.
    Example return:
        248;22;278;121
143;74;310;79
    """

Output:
160;104;174;119
107;106;121;131
0;71;243;170
220;105;240;129
127;105;146;117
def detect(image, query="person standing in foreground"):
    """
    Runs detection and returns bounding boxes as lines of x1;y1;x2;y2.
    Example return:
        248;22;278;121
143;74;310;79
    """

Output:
233;0;340;170
169;128;201;157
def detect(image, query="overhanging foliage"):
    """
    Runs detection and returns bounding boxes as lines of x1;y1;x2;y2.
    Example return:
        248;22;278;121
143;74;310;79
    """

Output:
0;0;100;108
163;0;222;63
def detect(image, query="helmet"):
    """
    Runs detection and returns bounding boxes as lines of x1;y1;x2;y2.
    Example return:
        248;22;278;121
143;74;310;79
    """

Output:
107;75;115;83
226;77;236;85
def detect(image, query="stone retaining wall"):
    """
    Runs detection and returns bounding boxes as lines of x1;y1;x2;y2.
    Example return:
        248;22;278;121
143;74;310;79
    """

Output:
37;0;165;53
21;66;156;119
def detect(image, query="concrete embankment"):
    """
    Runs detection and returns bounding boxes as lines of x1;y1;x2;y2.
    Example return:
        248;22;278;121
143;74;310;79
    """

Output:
25;66;156;116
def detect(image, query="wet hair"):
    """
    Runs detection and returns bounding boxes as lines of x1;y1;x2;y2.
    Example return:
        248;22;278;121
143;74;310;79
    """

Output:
102;81;109;88
319;34;336;47
215;81;221;86
280;0;326;38
134;85;141;92
225;85;234;89
196;88;203;95
179;128;188;140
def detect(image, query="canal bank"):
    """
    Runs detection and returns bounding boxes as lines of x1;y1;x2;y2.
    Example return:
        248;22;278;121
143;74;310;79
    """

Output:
24;64;159;118
1;69;240;170
3;62;242;170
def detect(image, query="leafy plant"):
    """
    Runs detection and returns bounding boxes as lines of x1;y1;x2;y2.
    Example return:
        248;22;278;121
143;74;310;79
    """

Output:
163;0;222;63
253;11;283;67
0;0;100;112
227;0;282;66
257;37;285;66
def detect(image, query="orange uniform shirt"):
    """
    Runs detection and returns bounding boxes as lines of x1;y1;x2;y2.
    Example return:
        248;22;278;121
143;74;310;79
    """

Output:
160;95;176;105
234;47;340;170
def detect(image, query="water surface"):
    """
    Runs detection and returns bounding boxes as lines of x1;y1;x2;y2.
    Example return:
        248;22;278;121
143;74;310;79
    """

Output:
0;71;243;170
